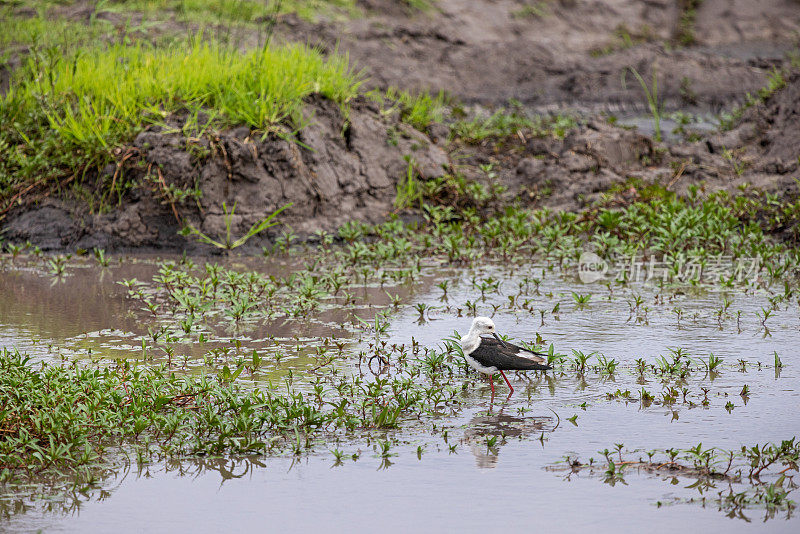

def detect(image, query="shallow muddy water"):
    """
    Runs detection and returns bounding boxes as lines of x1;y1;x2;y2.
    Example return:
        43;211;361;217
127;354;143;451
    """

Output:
1;253;799;532
9;452;796;534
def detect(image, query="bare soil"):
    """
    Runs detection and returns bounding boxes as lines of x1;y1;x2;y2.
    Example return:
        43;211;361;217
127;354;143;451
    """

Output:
296;0;800;110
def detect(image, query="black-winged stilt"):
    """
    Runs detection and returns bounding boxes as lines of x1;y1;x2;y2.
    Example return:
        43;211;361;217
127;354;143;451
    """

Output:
460;317;551;394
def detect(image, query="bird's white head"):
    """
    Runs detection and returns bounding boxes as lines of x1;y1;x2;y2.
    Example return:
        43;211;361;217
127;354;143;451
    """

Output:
469;316;496;336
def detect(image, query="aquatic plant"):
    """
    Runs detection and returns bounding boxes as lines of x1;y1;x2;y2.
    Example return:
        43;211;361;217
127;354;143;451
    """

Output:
553;439;800;519
180;201;291;251
0;341;465;482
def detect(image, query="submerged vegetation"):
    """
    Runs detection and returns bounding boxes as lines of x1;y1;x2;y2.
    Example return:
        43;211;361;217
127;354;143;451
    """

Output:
2;226;798;518
555;439;799;520
109;186;800;354
0;345;459;475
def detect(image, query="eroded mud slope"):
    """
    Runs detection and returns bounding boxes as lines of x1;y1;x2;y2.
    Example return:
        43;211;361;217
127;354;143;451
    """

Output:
3;98;448;251
455;73;800;213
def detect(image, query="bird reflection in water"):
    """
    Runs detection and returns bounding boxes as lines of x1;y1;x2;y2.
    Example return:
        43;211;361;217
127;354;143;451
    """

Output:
463;398;556;469
161;455;267;486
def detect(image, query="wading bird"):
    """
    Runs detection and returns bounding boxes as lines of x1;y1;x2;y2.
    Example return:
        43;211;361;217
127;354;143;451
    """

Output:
460;317;551;394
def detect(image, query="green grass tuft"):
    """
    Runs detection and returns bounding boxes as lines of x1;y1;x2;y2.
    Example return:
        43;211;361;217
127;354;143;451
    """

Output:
0;36;363;204
387;88;448;131
15;37;361;142
452;107;576;143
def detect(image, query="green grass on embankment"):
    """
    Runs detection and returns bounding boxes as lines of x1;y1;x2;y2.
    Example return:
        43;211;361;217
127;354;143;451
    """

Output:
0;36;363;206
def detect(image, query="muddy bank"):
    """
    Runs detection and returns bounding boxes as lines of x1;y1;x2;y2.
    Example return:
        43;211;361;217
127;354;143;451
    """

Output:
714;72;800;167
664;71;800;199
426;73;800;215
286;0;800;110
5;72;800;252
3;1;800;252
3;97;449;252
8;0;795;110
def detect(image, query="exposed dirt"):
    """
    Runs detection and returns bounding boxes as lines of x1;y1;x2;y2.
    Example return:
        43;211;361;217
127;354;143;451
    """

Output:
3;97;449;251
287;0;800;110
466;75;800;212
2;0;800;251
462;120;657;211
662;72;800;200
719;72;800;166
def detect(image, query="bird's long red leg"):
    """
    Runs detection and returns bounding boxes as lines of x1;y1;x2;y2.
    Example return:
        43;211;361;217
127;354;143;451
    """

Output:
499;370;514;394
489;375;495;394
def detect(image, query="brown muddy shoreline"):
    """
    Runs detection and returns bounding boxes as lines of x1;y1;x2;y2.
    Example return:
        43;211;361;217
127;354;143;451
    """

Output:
2;0;799;252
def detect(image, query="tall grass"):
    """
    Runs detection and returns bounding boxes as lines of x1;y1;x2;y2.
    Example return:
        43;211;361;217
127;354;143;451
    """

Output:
623;66;662;142
13;38;361;144
0;36;363;202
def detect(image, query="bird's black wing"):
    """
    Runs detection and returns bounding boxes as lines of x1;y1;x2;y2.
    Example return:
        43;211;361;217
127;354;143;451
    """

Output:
470;337;552;370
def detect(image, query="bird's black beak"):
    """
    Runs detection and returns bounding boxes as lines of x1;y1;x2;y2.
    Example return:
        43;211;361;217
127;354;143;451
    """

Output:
493;332;509;348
